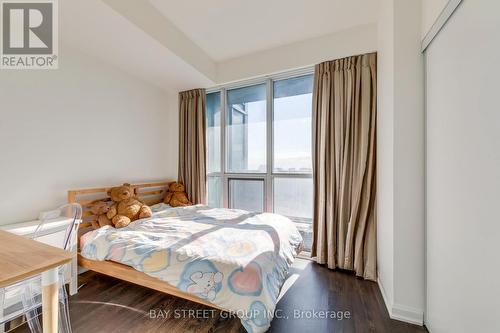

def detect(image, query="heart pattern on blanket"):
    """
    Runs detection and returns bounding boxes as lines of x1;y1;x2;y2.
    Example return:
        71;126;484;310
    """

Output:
248;301;269;327
228;261;263;296
139;249;171;273
107;244;125;261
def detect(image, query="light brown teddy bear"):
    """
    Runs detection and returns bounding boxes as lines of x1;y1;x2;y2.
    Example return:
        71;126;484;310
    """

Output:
163;182;192;207
106;183;153;228
89;200;113;229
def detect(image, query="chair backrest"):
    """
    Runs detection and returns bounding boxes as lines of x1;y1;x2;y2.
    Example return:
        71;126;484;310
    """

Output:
32;203;82;251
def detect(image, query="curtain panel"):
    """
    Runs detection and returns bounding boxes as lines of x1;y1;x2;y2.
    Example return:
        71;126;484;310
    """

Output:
311;53;377;280
178;88;207;204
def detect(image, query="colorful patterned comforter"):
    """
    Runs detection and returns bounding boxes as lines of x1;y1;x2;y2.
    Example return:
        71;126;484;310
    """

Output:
80;204;303;333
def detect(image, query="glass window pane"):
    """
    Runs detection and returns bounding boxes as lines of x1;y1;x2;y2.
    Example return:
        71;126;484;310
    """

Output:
229;179;264;212
273;75;313;173
274;177;313;253
273;177;313;219
207;176;221;208
206;92;221;173
227;84;267;173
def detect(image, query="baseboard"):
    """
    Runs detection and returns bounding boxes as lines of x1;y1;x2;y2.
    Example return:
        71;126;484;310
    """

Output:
391;303;424;326
377;279;424;326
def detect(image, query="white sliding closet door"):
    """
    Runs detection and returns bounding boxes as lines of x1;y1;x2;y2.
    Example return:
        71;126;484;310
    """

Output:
425;1;500;332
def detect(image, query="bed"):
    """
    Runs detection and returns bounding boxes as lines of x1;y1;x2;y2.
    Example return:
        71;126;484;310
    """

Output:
69;181;303;333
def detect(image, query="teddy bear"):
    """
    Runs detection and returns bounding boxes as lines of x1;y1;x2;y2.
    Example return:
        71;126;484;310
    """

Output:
187;271;223;301
163;182;192;207
106;183;153;228
89;200;113;229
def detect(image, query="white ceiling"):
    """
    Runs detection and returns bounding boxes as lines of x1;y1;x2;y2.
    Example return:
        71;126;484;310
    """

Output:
149;0;379;61
61;0;214;92
60;0;378;91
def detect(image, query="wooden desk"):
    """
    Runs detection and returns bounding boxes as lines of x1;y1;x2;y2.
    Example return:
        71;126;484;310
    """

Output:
0;217;79;296
0;230;72;333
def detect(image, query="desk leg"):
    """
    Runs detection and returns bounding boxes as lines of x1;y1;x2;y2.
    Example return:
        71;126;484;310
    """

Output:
42;268;59;333
69;251;78;295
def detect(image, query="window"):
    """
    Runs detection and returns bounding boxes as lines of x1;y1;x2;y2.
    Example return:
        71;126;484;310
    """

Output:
207;176;221;208
206;72;314;252
226;84;267;173
229;179;265;212
273;75;313;173
273;177;313;219
206;92;221;173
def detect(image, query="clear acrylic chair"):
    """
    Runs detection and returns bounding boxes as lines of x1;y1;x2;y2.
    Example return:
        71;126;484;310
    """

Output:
0;203;82;333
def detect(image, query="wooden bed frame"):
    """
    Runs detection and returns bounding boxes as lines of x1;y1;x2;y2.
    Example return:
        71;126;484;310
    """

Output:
68;181;226;311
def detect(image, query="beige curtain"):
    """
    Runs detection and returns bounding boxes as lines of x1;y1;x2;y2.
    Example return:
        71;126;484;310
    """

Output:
311;53;377;280
178;89;207;204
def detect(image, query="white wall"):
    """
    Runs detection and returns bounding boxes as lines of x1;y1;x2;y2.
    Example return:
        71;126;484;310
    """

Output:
426;1;500;332
422;0;450;38
377;0;425;325
392;0;425;322
216;24;377;84
376;0;395;310
0;44;178;224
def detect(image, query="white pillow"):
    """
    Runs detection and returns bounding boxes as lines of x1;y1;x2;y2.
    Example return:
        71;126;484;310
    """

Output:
149;202;171;213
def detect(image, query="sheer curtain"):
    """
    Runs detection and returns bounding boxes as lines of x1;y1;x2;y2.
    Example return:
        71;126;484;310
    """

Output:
178;88;207;204
311;53;377;280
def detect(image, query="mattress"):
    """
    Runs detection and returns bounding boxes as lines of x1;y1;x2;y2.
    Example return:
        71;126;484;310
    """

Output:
80;203;303;333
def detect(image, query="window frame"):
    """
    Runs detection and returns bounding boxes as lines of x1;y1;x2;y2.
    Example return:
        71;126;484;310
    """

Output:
206;67;314;213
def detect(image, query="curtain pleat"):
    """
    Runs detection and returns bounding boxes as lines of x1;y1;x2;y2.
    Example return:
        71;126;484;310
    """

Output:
311;53;377;280
178;89;207;204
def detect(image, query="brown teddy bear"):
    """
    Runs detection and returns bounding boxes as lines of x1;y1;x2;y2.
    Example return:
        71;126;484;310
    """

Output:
106;183;153;228
163;182;192;207
89;200;113;229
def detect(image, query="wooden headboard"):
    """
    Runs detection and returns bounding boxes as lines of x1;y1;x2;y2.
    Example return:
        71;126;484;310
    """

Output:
68;181;173;229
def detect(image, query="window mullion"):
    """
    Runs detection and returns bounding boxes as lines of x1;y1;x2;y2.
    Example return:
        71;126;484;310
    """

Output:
221;88;228;208
265;78;273;213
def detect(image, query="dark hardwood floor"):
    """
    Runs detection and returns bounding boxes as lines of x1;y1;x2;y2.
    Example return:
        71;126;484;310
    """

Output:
12;258;428;333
